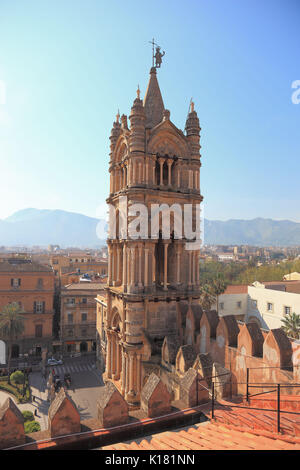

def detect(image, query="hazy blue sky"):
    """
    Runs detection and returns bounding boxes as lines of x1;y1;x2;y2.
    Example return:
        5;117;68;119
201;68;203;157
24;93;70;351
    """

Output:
0;0;299;221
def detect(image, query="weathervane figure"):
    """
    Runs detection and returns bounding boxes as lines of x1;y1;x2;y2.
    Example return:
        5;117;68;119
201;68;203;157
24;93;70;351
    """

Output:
149;38;165;68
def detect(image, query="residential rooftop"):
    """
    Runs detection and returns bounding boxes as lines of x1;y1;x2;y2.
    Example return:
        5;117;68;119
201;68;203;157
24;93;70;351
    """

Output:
0;260;53;273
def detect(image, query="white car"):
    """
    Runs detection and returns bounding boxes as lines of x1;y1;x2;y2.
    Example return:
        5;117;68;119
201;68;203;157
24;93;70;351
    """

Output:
47;358;63;366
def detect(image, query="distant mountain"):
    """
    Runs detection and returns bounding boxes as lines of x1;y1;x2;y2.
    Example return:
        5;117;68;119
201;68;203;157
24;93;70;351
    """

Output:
0;209;107;248
204;218;300;246
1;209;300;247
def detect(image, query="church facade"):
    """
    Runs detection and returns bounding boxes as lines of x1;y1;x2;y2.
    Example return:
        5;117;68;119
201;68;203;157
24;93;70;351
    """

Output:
102;65;203;405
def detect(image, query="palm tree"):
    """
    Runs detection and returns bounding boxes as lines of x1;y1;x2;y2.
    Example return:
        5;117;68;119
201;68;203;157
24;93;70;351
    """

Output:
199;284;216;311
211;275;228;314
0;303;25;383
281;312;300;340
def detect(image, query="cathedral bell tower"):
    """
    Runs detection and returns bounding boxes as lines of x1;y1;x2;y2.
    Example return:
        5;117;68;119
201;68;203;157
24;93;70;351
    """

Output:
103;57;203;406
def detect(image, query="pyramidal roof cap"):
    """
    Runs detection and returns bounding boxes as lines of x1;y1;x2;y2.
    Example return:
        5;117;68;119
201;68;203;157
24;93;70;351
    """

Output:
143;67;165;128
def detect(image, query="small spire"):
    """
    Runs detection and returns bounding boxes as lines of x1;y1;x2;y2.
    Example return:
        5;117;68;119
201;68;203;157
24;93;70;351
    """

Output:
116;109;120;123
190;98;195;113
137;85;140;99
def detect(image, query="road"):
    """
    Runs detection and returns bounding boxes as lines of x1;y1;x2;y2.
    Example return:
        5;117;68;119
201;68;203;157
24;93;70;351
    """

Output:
28;355;104;430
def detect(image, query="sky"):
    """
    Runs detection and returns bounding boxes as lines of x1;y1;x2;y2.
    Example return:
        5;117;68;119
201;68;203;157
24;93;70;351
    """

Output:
0;0;299;222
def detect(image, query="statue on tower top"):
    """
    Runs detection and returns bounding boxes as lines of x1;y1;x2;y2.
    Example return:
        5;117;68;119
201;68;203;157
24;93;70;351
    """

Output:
154;46;165;68
149;38;165;69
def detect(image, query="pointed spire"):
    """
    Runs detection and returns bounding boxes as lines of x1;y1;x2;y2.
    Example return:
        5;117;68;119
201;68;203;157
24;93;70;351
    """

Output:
109;110;122;162
185;99;200;136
185;99;201;159
143;67;165;129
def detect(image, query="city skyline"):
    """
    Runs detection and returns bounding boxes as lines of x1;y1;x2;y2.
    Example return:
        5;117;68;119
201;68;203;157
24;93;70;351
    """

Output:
0;0;299;221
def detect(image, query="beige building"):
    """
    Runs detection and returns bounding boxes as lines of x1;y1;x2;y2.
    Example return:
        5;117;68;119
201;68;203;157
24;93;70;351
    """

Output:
100;64;202;405
218;280;300;330
217;285;248;321
60;282;104;355
283;272;300;281
246;281;300;329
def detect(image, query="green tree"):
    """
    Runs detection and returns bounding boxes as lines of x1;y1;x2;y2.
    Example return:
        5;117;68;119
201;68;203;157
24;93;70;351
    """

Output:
281;312;300;340
199;284;216;311
22;410;34;422
10;370;25;385
0;303;25;383
24;420;41;434
210;275;228;314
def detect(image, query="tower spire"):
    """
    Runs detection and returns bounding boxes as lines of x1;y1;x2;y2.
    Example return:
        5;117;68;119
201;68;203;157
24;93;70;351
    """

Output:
143;68;165;128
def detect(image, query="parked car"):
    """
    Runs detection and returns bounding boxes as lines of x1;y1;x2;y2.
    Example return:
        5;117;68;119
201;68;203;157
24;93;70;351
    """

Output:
47;358;63;366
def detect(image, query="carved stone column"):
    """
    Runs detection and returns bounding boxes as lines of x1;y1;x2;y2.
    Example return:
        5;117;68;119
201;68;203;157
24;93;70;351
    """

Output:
152;243;156;286
145;158;149;184
123;244;127;290
111;333;116;377
128;161;132;186
106;331;112;379
115;340;121;380
177;163;181;188
167;159;172;186
125;352;129;394
108;244;112;286
121;348;126;395
188;251;192;289
158;157;165;186
132;160;136;184
176;246;181;285
129;352;134;394
163;242;169;290
152;162;156;185
116;246;121;285
130;247;135;288
138;245;143;287
144;248;149;287
136;354;141;394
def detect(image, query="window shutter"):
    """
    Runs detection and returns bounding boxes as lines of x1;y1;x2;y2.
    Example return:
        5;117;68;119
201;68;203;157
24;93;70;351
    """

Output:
18;278;21;286
42;301;45;313
34;301;36;313
11;279;13;286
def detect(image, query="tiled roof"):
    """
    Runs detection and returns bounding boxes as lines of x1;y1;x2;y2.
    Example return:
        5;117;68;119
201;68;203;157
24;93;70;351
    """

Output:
62;283;105;291
0;261;53;273
224;285;248;294
102;419;300;450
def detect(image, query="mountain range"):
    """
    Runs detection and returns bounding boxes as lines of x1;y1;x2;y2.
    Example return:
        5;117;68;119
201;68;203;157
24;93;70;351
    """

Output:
1;208;300;248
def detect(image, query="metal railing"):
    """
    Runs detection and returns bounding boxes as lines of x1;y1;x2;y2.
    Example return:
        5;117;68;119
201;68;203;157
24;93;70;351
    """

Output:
210;380;300;434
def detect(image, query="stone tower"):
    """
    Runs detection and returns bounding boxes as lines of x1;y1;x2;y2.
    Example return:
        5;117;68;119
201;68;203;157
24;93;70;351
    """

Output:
104;66;203;406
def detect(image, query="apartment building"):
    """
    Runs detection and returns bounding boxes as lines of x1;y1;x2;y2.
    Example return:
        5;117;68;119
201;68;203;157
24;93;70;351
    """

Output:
60;282;105;355
218;280;300;330
50;254;108;286
0;259;55;358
